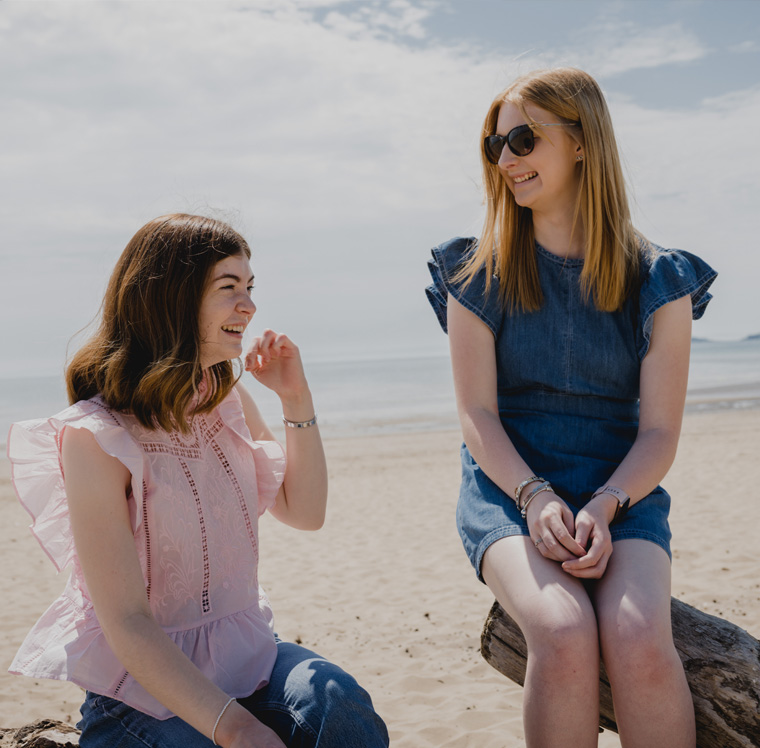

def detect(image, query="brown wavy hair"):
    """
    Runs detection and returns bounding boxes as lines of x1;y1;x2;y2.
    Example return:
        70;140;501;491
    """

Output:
458;68;646;313
66;213;251;432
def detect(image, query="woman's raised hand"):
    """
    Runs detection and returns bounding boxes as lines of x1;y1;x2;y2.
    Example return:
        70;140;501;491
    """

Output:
244;330;308;400
526;492;587;563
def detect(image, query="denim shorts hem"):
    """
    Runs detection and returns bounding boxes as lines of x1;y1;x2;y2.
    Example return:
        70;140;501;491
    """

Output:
471;526;671;584
609;530;672;561
473;526;530;583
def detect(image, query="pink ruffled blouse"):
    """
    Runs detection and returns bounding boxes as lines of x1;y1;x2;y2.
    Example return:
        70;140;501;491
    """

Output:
7;388;286;720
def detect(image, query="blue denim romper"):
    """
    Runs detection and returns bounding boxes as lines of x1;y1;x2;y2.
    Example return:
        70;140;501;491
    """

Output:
426;237;717;580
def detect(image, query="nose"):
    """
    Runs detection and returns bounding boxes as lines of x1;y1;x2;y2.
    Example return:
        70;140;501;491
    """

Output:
239;295;256;317
498;146;519;169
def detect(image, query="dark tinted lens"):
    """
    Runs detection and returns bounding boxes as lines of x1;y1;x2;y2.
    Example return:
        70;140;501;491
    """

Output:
484;135;506;164
507;125;534;156
484;125;535;163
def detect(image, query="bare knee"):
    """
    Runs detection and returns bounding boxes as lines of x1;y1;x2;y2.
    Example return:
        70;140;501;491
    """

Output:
601;612;679;685
525;610;599;673
482;537;600;679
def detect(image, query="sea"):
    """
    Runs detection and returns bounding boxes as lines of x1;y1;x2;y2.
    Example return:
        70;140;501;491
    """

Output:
1;338;759;447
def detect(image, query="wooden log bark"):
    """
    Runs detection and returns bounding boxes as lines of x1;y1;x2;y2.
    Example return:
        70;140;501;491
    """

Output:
0;720;80;747
481;596;760;747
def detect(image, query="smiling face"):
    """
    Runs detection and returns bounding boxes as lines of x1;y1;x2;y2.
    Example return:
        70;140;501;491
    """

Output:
198;254;256;369
494;100;583;217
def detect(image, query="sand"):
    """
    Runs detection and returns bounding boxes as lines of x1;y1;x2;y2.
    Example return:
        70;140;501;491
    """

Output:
1;407;758;746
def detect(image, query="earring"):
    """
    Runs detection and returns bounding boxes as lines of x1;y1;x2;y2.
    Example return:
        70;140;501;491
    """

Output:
576;155;584;162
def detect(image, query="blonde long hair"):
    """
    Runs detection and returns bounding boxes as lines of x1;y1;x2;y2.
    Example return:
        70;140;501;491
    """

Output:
66;213;251;433
459;68;643;313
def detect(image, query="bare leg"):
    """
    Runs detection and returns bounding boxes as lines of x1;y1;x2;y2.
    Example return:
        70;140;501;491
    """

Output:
592;539;695;748
482;536;601;748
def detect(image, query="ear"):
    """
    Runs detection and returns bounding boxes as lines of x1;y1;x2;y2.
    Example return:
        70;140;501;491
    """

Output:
575;144;584;162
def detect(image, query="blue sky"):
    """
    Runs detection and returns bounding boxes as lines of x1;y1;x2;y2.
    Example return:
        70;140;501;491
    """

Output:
1;0;758;377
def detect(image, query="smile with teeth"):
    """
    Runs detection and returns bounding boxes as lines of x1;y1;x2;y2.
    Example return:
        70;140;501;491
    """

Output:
221;324;245;334
513;172;538;184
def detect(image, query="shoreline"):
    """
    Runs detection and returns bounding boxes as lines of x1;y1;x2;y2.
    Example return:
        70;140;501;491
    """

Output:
1;343;759;447
2;389;759;450
1;408;758;746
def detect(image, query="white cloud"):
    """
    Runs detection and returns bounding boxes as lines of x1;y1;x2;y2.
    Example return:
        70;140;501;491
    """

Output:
0;0;501;368
730;39;759;54
609;83;760;338
322;0;437;41
0;0;756;380
549;20;708;77
0;1;505;234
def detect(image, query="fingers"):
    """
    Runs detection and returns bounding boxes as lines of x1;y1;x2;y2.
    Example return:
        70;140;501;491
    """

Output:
244;330;297;372
562;526;612;579
554;516;588;557
530;501;587;562
247;329;288;362
529;496;616;578
573;518;591;550
562;551;611;579
530;495;613;573
532;533;577;562
534;525;584;562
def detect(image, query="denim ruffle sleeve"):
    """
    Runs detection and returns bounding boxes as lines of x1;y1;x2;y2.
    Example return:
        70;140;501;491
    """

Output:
637;247;717;359
425;236;503;336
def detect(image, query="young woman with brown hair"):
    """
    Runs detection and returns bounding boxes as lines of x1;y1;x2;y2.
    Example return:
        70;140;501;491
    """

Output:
8;213;389;748
426;68;716;747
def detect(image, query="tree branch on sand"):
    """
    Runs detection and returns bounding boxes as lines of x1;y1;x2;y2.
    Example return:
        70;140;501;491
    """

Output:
481;597;760;748
0;719;80;747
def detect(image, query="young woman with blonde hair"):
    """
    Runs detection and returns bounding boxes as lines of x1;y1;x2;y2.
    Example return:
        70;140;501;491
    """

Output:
8;213;389;748
426;68;715;746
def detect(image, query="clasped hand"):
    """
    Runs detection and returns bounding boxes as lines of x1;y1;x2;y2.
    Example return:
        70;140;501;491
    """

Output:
526;493;618;579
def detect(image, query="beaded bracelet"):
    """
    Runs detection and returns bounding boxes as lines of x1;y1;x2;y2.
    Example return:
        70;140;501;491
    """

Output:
514;475;543;508
282;414;318;429
520;481;554;519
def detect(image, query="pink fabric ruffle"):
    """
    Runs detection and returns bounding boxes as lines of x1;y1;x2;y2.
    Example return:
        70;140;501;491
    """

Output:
10;587;278;719
218;389;286;515
7;391;287;720
7;400;145;573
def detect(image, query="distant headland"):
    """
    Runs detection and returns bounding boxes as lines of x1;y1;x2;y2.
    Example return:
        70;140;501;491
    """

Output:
692;334;760;343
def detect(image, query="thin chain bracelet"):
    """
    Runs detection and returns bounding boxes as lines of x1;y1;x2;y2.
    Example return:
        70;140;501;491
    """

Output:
212;697;236;745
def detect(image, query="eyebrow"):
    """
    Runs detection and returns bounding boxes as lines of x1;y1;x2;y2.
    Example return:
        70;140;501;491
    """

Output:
212;273;255;283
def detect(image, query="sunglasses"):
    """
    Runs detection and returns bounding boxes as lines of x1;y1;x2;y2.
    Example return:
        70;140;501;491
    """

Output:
484;122;580;164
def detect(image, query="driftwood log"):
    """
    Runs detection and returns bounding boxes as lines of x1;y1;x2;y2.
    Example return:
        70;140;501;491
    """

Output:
0;720;79;747
481;596;760;747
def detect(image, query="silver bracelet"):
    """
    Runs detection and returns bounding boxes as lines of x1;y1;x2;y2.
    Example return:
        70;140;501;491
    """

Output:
282;414;318;429
212;697;236;745
520;481;554;519
514;475;544;508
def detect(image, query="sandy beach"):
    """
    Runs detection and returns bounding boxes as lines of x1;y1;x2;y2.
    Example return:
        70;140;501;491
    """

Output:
1;407;758;746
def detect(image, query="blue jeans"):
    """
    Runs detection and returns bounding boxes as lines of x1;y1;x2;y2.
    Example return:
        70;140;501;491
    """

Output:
77;641;389;747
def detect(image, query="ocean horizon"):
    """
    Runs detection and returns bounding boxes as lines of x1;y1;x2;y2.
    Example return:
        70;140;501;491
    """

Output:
2;339;759;448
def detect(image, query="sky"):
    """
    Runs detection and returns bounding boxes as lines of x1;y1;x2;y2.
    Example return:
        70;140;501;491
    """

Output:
1;0;758;378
